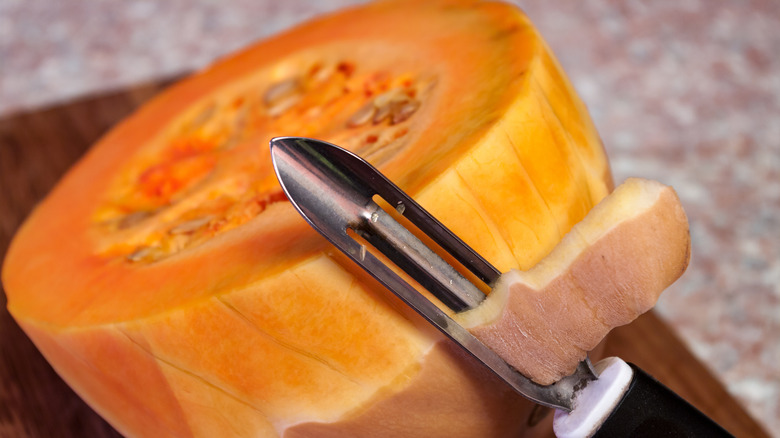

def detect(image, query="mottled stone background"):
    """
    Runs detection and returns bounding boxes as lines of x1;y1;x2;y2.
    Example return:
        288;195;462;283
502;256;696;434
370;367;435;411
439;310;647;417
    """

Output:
1;0;778;434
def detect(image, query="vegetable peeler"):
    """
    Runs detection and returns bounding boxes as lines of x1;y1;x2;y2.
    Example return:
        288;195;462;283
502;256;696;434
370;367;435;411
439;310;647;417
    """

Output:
269;137;731;437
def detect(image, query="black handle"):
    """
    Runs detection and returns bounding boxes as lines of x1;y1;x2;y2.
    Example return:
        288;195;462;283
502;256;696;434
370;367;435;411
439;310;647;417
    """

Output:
593;363;733;437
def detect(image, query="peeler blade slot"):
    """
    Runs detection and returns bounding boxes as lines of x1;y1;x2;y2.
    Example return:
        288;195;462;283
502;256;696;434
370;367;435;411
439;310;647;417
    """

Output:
353;201;484;312
296;136;501;286
269;136;592;411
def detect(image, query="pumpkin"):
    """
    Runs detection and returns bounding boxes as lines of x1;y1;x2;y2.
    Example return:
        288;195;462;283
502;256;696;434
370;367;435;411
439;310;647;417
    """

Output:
2;0;611;436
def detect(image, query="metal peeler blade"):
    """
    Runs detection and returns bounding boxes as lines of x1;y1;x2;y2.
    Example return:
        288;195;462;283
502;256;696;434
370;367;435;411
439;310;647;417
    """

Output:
269;136;597;411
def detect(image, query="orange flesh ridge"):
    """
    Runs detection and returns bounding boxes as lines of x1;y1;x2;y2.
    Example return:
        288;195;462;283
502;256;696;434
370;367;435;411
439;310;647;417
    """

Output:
3;1;613;436
457;178;691;385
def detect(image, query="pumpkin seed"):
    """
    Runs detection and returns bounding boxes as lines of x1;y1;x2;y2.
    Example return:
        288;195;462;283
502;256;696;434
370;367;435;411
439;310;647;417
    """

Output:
169;216;213;235
127;246;154;262
346;101;376;128
267;95;301;117
222;106;248;149
308;63;332;83
263;78;302;107
191;103;217;128
391;99;420;125
373;89;400;107
118;210;153;230
372;102;393;124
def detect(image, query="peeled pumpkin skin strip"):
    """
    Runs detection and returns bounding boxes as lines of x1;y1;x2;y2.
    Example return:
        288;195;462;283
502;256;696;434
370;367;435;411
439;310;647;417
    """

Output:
455;177;691;385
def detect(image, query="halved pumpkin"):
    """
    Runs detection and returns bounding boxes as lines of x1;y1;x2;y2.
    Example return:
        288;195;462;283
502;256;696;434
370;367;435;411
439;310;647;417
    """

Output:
2;0;611;436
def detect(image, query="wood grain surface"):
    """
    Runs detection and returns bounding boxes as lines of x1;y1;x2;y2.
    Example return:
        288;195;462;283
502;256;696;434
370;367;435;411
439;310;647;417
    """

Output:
0;82;769;437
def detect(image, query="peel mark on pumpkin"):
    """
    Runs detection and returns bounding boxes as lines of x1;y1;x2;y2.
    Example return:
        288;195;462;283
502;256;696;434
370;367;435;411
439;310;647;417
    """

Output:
450;169;517;271
31;323;194;437
216;297;365;388
456;163;543;257
519;78;593;237
531;76;596;211
531;61;609;203
450;178;506;256
494;134;553;253
117;327;272;420
503;130;563;242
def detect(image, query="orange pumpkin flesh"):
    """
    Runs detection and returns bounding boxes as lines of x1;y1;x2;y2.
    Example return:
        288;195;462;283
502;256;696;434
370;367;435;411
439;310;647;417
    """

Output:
2;1;612;436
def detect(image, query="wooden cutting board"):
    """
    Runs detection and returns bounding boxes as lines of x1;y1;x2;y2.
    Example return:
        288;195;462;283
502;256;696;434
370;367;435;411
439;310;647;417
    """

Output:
0;81;768;437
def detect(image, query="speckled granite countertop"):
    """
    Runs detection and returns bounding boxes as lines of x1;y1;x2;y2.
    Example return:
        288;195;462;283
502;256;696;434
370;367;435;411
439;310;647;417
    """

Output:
2;0;778;434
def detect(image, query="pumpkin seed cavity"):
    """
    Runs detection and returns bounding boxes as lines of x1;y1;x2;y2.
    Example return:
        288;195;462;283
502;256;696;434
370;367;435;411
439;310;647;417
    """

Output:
97;59;435;263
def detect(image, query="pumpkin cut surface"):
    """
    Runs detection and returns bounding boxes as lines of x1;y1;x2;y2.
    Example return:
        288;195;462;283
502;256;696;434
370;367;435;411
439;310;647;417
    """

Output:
3;1;613;437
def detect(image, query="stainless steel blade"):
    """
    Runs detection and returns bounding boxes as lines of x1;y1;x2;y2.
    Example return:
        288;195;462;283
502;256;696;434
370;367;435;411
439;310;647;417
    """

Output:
270;136;595;411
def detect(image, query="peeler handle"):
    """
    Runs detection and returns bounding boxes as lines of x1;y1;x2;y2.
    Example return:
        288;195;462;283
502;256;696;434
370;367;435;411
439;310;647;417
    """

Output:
554;357;732;437
593;362;732;437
